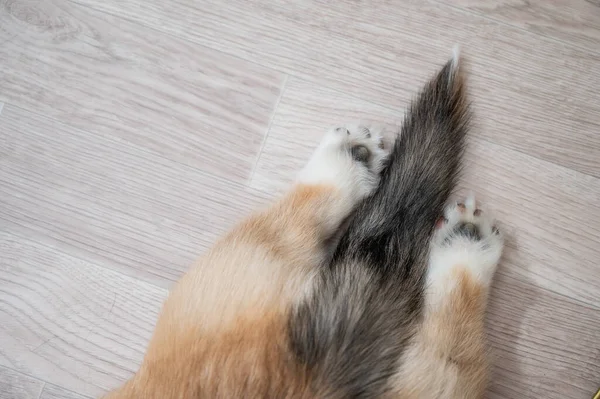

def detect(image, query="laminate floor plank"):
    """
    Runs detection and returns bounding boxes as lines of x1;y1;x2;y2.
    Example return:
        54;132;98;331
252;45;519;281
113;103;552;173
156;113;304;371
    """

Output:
0;366;44;399
67;0;600;178
40;383;90;399
486;272;599;398
0;0;285;182
443;0;600;53
0;104;272;286
0;230;167;398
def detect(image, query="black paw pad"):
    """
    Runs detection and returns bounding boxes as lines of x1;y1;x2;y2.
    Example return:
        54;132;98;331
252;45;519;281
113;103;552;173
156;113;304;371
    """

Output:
454;222;481;240
351;145;370;164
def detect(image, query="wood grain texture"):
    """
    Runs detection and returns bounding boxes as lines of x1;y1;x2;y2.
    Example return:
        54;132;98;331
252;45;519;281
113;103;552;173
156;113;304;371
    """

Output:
444;0;600;53
486;272;600;398
0;366;44;399
40;384;89;399
0;104;273;286
0;230;167;397
0;0;284;182
69;0;600;178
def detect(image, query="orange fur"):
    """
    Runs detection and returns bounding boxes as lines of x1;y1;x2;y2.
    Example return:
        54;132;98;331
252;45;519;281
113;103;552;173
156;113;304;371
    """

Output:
104;184;341;398
105;312;313;398
391;267;489;399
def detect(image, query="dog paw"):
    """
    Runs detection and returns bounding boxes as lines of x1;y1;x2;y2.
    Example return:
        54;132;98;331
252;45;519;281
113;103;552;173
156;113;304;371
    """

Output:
298;124;389;199
430;195;503;286
333;124;387;173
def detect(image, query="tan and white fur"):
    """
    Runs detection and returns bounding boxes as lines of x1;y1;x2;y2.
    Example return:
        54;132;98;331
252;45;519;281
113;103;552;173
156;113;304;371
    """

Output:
392;196;503;398
104;54;502;399
103;125;388;398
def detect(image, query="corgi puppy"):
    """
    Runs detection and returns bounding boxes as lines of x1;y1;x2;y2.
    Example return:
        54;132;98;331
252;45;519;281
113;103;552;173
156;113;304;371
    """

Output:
105;53;502;399
105;123;388;398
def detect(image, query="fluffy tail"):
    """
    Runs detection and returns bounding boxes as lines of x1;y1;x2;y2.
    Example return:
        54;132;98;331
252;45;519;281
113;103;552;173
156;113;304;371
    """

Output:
288;54;470;398
338;50;468;269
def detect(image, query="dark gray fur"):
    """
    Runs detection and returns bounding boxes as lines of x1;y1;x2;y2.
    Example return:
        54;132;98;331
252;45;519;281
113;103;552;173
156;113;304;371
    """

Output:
288;57;470;398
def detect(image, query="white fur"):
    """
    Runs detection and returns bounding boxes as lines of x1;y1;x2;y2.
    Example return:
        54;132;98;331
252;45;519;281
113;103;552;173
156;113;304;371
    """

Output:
297;124;388;202
451;45;461;71
426;196;504;307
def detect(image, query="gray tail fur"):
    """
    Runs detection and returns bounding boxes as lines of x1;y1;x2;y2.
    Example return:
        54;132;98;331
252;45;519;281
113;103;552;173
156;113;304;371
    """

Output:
289;54;470;398
337;51;468;272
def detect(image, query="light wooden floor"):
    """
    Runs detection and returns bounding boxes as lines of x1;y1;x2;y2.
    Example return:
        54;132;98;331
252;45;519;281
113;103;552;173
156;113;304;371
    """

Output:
1;0;599;397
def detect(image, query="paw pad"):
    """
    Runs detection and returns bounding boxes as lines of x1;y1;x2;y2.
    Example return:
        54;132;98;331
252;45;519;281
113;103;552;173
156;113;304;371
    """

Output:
430;196;504;287
351;145;370;164
435;195;501;245
454;221;481;240
332;124;388;175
